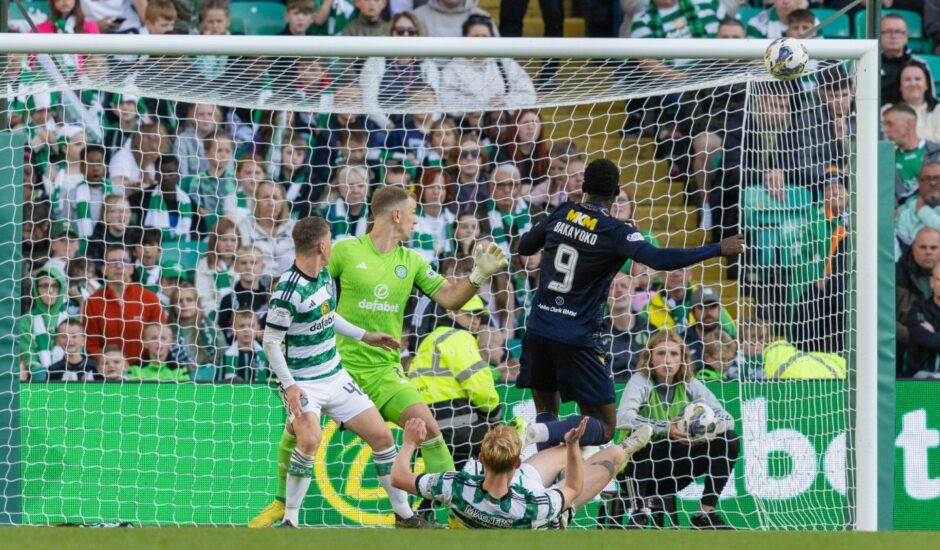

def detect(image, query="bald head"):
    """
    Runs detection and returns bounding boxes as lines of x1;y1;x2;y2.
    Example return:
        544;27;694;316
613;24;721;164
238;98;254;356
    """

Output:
913;226;940;271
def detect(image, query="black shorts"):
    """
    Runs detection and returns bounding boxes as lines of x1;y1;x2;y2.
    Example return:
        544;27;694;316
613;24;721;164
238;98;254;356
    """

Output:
516;332;616;406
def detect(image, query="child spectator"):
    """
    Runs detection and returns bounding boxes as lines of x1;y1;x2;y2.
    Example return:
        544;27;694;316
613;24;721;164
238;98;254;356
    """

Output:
48;318;99;381
133;228;164;294
530;139;580;212
96;344;129;381
85;194;143;266
36;0;100;71
746;0;814;40
325;164;370;240
333;125;373;169
48;126;87;221
19;266;69;381
452;211;482;263
696;329;738;380
232;156;267;224
141;0;177;35
80;0;142;33
171;282;226;372
277;131;325;219
195;217;240;313
716;17;745;39
785;8;815;39
182;132;238;236
310;0;357;36
427;117;459;169
143;154;195;242
104;94;140;155
67;143;111;239
414;0;492;38
603;271;652;382
383;164;411;188
109;121;169;199
222;310;270;382
341;0;389;36
411;168;455;268
196;0;233;80
217;245;269;342
278;0;316;36
237;181;296;279
65;256;101;316
495;109;549;189
130;322;191;381
175;103;227;177
45;220;81;276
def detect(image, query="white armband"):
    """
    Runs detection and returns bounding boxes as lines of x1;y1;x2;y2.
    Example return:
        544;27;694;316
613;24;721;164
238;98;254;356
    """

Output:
334;312;366;341
262;327;295;388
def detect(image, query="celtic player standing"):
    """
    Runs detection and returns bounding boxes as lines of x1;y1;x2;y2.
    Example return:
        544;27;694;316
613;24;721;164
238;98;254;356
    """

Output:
250;187;507;527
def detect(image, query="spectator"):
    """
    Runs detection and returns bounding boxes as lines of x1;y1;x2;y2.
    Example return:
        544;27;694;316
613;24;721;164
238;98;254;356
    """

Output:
885;103;940;203
196;0;233;80
817;76;855;175
85;195;143;266
485;163;532;257
898;161;940;246
141;0;177;35
143;154;195;241
182;132;238;236
36;0;101;73
342;0;390;36
232;156;267;224
414;0;492;37
495;109;549;189
642;268;736;336
278;0;316;36
411;168;456;267
697;329;738;380
277;131;324;220
440;15;535;115
746;0;814;39
132;228;164;294
683;286;736;377
384;164;412;188
80;0;144;33
23;202;51;276
109;121;169;199
195;216;240;313
530;139;582;212
171;282;226;371
268;57;334;111
452;210;482;262
67;143;110;239
333;125;373;169
359;12;442;114
104;94;140;155
175;103;226;177
882;13;914;107
427;117;460;169
785;8;815;39
310;0;358;36
715;16;745;39
237;180;296;279
447;133;490;212
130;322;192;381
19;265;69;381
631;0;726;42
409;295;502;469
325;164;370;240
65;256;101;316
84;244;166;364
611;187;660;275
616;329;739;529
603;271;653;381
222;310;270;382
48;127;87;221
896;227;940;357
45;220;81;276
217;244;269;342
96;345;129;381
509;243;540;335
905;261;940;378
894;60;940;143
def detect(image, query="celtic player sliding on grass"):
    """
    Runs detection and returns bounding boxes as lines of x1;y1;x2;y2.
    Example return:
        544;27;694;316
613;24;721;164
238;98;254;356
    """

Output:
251;186;508;527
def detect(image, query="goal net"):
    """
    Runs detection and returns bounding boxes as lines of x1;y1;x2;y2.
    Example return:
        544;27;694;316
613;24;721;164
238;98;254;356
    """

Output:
0;36;874;529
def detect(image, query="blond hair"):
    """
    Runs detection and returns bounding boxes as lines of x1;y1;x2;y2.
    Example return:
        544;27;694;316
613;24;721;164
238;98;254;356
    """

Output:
636;329;694;383
479;425;521;475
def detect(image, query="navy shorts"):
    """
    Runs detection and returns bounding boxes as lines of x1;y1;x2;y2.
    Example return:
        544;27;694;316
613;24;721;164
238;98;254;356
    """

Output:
516;332;616;406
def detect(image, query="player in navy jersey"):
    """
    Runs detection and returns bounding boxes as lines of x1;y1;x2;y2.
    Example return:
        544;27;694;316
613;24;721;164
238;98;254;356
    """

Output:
514;159;745;450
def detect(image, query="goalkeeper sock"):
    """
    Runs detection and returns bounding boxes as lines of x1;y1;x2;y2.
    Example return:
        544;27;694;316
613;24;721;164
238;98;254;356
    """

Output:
540;416;608;448
284;448;315;525
373;446;414;519
420;434;455;472
275;428;297;503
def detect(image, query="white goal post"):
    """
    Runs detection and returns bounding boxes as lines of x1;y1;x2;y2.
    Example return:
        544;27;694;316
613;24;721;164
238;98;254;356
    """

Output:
0;33;881;530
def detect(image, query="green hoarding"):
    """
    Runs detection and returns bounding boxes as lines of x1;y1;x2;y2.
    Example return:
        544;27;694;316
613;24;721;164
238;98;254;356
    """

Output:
21;381;854;529
894;381;940;531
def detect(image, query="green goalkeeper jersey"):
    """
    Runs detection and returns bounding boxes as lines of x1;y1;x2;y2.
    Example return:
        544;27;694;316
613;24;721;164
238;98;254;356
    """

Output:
328;234;446;368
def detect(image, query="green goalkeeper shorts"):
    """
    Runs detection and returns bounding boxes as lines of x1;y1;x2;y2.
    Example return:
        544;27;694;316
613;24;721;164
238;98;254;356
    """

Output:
344;362;426;425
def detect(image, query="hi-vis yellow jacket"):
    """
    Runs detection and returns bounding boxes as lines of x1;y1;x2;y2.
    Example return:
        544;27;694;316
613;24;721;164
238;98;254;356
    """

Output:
762;340;847;380
408;326;500;413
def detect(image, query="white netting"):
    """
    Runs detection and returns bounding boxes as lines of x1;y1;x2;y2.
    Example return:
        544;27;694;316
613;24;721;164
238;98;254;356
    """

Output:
6;44;857;529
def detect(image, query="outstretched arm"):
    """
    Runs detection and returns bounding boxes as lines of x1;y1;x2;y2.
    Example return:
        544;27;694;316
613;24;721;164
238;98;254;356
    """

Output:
629;235;745;272
432;243;508;309
558;418;587;508
391;418;427;495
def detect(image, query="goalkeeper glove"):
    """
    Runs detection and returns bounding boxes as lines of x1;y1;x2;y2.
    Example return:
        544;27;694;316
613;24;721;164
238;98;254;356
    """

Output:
469;242;508;287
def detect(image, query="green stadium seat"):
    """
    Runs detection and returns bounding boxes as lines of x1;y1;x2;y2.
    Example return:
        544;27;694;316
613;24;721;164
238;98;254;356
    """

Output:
160;239;206;276
230;2;285;36
507;338;522;360
192;365;219;382
812;9;850;38
10;1;49;20
919;54;940;84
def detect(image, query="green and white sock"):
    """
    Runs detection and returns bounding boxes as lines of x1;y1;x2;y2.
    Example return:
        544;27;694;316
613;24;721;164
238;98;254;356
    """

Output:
373;446;413;518
284;448;315;525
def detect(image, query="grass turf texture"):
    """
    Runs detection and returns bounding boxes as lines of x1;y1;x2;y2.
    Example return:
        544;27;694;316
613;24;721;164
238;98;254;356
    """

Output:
3;528;939;550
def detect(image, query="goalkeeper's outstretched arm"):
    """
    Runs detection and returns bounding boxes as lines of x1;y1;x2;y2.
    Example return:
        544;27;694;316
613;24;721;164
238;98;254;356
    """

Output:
431;242;508;310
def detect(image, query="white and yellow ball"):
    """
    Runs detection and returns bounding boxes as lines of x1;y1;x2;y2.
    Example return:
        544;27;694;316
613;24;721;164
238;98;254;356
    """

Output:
764;37;809;80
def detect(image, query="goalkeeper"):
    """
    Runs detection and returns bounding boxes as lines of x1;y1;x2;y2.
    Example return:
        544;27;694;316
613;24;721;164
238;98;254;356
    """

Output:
251;186;508;527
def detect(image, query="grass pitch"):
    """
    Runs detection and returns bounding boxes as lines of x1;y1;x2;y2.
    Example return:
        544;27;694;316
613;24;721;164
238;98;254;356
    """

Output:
4;528;937;550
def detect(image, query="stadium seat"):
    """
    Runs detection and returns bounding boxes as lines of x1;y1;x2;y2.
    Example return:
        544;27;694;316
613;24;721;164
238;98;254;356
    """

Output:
230;2;285;36
855;9;931;52
161;239;206;276
737;6;762;25
812;9;850;38
919;54;940;84
9;1;49;21
507;337;522;360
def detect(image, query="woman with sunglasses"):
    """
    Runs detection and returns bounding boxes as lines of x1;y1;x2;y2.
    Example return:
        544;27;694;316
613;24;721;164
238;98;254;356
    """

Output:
440;14;536;116
360;12;442;120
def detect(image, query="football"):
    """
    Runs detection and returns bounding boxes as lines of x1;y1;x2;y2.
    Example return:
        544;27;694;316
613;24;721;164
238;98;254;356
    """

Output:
680;402;718;443
763;37;809;80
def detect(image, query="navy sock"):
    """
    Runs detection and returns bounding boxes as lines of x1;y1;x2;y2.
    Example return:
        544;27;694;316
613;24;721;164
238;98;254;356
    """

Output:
535;412;559;452
543;416;608;448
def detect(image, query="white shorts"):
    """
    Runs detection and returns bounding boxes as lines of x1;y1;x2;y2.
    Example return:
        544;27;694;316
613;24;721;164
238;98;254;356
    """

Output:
278;369;375;425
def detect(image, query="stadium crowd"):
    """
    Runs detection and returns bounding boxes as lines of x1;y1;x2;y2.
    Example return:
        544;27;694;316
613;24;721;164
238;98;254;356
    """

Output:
10;0;881;389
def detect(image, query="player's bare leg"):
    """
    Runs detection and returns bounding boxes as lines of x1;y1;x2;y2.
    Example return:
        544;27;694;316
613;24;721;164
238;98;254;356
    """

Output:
280;411;322;528
344;407;442;528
